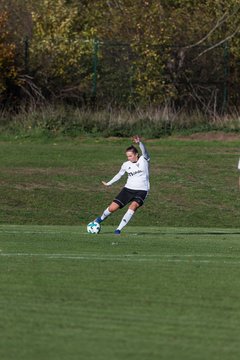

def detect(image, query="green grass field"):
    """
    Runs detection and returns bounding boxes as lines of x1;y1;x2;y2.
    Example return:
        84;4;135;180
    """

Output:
1;225;240;360
0;136;239;359
0;136;239;227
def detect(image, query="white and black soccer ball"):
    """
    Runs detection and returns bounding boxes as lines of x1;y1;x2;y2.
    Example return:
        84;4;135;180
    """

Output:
87;221;101;234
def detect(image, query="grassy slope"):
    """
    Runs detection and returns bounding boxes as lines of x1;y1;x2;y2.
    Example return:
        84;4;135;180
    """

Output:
0;225;240;360
0;137;239;228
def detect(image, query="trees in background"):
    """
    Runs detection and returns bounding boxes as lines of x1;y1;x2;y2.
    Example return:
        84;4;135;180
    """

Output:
0;0;240;112
0;11;18;104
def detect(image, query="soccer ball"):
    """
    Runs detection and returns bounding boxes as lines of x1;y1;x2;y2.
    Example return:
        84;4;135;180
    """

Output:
87;221;101;234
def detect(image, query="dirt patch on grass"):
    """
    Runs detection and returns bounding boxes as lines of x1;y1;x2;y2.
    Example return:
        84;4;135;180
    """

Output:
1;167;83;176
15;183;49;190
175;132;240;141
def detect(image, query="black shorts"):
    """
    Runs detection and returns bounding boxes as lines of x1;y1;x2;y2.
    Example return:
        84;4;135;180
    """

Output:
113;187;148;208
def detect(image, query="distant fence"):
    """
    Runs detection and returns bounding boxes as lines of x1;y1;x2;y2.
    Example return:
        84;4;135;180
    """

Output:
23;38;230;111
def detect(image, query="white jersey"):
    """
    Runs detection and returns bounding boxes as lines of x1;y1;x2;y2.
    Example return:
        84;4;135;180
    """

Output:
106;142;150;191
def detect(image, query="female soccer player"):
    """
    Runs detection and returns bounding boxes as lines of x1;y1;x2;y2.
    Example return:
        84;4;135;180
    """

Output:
94;135;150;234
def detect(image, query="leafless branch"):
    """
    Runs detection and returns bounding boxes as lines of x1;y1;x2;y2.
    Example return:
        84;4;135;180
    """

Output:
185;5;240;49
194;25;240;60
184;10;229;49
18;75;45;102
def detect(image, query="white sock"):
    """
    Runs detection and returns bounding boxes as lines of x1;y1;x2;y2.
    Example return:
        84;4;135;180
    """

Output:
101;207;112;221
117;209;135;231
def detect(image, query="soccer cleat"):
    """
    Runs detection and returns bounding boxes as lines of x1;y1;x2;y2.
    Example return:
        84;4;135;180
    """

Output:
95;216;103;224
114;229;121;235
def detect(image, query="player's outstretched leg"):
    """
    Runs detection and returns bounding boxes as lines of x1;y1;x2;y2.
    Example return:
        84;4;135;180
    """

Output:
95;202;119;224
95;207;111;224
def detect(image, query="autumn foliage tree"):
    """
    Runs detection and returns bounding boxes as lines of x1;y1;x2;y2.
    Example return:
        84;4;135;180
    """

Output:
1;0;240;110
29;0;95;102
0;11;17;103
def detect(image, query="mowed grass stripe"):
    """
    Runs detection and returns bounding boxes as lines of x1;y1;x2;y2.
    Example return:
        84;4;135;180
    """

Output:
2;252;240;265
0;225;240;234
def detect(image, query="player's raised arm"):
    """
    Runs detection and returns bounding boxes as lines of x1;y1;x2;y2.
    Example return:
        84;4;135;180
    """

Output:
133;135;150;161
